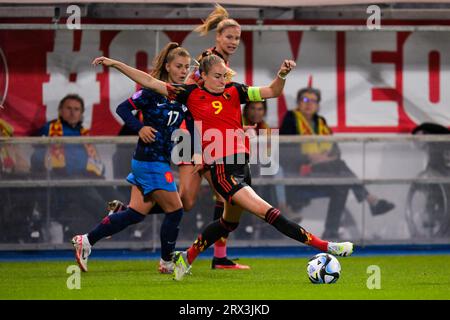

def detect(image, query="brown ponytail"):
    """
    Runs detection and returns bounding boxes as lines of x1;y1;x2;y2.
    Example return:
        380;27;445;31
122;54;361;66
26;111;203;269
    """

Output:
151;42;190;82
194;3;240;36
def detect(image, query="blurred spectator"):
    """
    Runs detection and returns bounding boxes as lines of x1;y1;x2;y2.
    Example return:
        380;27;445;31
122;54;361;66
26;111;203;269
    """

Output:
412;122;450;175
412;122;450;135
280;86;395;239
0;118;30;176
0;118;37;243
32;94;104;178
410;122;450;237
242;101;289;239
30;94;125;241
243;100;270;132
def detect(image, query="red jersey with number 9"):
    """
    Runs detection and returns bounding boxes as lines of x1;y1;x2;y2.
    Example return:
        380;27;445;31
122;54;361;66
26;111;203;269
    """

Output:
167;82;250;163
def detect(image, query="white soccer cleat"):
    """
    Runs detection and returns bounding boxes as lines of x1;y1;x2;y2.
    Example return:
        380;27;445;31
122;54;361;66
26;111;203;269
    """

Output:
158;258;175;274
327;241;354;257
172;251;191;281
71;234;92;272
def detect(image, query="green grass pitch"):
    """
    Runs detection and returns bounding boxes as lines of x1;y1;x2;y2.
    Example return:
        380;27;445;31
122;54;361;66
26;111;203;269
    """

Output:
1;255;449;300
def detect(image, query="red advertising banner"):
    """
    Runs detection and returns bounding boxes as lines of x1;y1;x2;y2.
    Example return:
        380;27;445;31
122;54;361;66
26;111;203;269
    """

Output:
1;21;449;136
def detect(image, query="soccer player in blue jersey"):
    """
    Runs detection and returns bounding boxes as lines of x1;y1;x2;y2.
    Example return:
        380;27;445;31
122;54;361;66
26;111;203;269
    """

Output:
72;43;191;273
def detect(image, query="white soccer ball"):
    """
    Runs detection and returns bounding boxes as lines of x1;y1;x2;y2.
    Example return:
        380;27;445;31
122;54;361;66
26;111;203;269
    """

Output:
307;253;341;284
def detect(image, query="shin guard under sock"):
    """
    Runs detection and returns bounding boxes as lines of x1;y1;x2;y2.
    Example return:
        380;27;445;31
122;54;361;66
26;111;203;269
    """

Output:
87;207;145;245
265;207;328;251
160;208;183;261
212;201;227;258
187;218;238;264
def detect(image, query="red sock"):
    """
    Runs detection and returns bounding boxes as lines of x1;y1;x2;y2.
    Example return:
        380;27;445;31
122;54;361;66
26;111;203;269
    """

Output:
213;237;227;258
308;234;329;252
186;234;207;264
186;247;199;265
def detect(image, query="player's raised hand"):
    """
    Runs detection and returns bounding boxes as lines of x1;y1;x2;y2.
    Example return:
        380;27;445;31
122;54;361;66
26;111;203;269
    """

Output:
138;126;158;144
278;60;296;79
92;56;117;67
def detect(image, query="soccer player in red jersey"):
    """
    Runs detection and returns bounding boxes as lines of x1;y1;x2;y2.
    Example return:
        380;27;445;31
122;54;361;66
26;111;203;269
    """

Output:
179;4;247;270
92;53;354;281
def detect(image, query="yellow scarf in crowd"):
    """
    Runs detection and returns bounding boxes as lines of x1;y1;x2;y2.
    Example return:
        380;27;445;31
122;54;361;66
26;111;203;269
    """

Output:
293;110;333;155
48;118;104;176
0;118;14;173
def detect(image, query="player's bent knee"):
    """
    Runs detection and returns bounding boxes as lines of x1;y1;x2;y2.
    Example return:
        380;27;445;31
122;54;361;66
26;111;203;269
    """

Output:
128;205;149;216
181;196;196;211
220;218;239;232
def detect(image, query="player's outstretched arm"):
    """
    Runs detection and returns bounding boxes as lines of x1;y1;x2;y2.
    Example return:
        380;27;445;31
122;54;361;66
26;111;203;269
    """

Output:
92;56;169;97
259;60;296;99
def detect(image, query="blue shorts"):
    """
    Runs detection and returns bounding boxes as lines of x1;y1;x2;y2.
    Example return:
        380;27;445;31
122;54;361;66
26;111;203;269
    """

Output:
127;160;177;196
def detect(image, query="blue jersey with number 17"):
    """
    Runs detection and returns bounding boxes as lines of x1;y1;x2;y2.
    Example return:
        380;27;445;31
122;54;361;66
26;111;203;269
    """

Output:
128;88;187;163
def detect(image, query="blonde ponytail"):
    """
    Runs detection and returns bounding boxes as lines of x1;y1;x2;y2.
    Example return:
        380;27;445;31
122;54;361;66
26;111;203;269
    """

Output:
194;4;240;36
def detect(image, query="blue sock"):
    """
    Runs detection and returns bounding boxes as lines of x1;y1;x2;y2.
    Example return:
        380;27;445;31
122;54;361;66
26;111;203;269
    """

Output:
87;207;145;245
160;208;183;261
